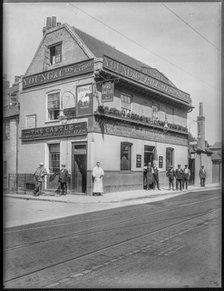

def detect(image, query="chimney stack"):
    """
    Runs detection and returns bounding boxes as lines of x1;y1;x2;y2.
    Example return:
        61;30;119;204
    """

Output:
46;17;52;27
52;16;57;27
197;102;205;151
43;16;59;35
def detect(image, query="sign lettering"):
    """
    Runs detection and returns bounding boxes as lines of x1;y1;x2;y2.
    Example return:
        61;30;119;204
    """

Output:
103;56;191;103
23;59;94;89
22;122;87;141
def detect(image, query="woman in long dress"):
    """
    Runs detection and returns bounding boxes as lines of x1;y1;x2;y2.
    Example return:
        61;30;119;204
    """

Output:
92;162;104;196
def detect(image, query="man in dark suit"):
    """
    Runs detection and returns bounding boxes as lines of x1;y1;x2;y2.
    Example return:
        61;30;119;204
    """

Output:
58;164;69;195
166;166;175;190
175;164;184;190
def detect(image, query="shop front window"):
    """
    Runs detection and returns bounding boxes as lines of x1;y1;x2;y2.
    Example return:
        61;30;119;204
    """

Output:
49;143;60;173
166;147;174;170
120;142;132;170
47;92;60;120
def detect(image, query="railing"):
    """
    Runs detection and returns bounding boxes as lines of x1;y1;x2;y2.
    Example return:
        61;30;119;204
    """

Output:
95;105;188;135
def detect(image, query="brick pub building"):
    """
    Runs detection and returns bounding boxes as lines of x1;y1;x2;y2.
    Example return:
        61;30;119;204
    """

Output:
16;17;193;195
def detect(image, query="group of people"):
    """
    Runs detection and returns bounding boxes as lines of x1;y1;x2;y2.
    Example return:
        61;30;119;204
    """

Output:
33;163;69;196
32;161;104;197
144;162;160;190
145;163;207;191
33;161;207;196
166;164;191;191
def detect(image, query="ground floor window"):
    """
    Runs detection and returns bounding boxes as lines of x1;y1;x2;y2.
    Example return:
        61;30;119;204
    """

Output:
49;143;60;173
166;147;174;170
120;142;132;170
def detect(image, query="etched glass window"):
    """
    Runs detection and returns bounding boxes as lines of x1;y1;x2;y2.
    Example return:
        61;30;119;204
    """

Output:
49;143;60;173
120;142;132;170
166;147;174;171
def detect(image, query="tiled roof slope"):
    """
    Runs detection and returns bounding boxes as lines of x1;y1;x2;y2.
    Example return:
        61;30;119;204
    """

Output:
210;141;221;149
73;27;177;88
3;105;19;118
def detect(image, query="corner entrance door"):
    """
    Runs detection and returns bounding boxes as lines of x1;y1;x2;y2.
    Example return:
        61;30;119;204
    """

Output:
144;145;155;166
143;145;155;189
72;143;87;194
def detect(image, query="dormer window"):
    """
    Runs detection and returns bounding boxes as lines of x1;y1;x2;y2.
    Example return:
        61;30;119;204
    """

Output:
50;43;62;65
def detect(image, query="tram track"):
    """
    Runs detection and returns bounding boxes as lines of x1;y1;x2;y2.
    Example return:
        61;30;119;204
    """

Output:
4;206;220;285
4;198;220;252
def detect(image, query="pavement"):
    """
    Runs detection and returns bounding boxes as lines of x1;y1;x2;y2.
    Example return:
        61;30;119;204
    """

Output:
4;183;221;228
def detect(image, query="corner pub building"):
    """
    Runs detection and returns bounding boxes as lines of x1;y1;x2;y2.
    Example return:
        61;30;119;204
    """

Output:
18;17;193;195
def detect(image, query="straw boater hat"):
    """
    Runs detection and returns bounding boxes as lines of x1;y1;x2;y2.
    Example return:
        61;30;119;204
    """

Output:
39;162;44;166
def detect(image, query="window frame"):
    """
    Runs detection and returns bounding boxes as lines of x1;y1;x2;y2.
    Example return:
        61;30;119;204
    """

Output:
26;114;37;129
120;92;132;114
49;42;62;65
166;147;174;171
46;90;61;122
152;104;159;121
120;142;133;171
48;143;60;173
4;121;10;140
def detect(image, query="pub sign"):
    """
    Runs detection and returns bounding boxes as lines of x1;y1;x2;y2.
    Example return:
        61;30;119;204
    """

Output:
76;84;93;117
101;81;114;102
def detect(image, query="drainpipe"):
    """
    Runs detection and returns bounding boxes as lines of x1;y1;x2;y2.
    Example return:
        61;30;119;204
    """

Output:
16;116;19;193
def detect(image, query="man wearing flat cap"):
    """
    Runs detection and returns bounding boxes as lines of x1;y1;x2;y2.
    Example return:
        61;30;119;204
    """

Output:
58;164;69;195
33;163;47;196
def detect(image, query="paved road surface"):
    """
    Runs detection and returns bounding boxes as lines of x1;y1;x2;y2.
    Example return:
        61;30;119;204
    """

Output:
3;189;221;288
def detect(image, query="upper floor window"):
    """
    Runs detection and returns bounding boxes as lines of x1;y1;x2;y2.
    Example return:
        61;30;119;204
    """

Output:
4;121;10;140
152;104;159;121
47;92;60;121
120;142;132;171
50;43;62;65
121;93;132;114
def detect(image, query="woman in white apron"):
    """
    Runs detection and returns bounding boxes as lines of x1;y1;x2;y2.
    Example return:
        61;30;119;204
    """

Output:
92;162;104;196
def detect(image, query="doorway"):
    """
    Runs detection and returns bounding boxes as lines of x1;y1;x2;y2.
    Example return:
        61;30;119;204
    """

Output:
143;145;155;189
188;158;195;185
144;145;155;166
72;143;87;193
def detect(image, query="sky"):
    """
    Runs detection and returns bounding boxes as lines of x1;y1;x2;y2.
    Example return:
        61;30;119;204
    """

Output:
3;2;221;144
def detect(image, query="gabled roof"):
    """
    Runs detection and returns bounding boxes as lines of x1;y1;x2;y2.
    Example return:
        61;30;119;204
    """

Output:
73;27;177;88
